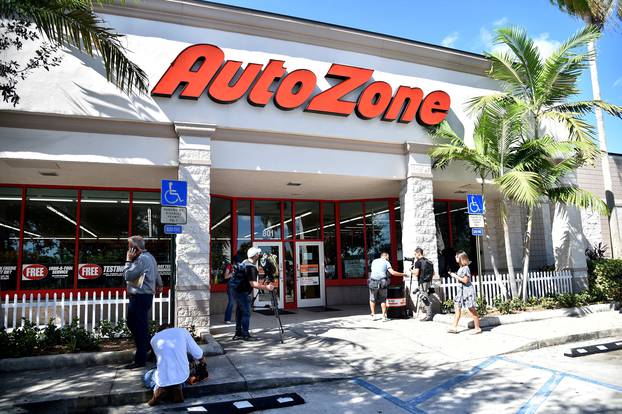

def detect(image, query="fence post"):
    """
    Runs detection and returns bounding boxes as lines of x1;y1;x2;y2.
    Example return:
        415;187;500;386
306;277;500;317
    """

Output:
20;294;26;326
114;291;119;324
36;293;41;326
107;291;111;322
123;291;127;320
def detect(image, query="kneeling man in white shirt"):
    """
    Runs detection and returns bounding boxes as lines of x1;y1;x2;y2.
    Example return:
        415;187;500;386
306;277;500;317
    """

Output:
148;326;205;406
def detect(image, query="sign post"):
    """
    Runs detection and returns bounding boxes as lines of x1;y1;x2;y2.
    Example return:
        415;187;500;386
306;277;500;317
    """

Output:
467;194;485;299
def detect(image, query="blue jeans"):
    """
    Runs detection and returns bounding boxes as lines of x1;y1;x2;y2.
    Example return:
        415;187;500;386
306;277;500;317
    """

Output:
127;293;153;365
224;283;236;322
235;291;252;336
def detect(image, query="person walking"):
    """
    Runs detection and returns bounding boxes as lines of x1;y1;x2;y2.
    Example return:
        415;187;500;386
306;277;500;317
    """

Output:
232;247;274;341
369;251;407;321
448;251;481;334
123;235;163;368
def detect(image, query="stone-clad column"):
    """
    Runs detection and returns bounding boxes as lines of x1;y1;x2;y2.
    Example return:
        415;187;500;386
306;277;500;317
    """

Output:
174;122;215;335
400;144;438;272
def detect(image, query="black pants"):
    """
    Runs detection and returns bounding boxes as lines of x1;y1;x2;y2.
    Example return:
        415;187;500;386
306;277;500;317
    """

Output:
127;293;153;365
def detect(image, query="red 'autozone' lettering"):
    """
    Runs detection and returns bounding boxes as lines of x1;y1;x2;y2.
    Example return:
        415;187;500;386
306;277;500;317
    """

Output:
305;64;374;116
152;44;451;126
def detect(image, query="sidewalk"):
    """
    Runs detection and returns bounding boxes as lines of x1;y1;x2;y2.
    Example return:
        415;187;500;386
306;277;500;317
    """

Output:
1;306;620;413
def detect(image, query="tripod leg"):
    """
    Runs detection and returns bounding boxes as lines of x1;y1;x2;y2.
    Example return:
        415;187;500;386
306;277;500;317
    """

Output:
271;290;284;344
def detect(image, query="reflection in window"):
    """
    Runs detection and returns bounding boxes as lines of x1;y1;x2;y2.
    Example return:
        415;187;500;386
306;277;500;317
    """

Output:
22;188;77;290
237;200;251;240
339;201;365;278
323;202;337;279
283;201;293;239
132;192;173;287
253;200;281;240
295;201;320;239
284;242;295;303
78;190;129;289
211;197;232;285
0;187;21;291
365;201;391;276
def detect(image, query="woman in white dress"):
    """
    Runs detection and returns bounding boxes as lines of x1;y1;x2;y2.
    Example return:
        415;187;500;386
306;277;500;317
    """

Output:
448;251;482;334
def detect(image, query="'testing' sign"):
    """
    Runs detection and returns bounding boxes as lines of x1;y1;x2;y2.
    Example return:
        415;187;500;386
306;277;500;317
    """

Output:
152;44;451;126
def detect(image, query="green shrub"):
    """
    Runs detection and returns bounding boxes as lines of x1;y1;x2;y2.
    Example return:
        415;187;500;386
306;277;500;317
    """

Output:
39;320;62;347
149;320;160;338
441;299;454;314
95;320;117;339
10;320;40;357
526;297;541;307
0;326;11;358
115;320;131;338
541;297;558;309
588;259;622;302
60;318;99;353
509;298;526;312
476;297;488;316
494;297;513;314
556;293;576;308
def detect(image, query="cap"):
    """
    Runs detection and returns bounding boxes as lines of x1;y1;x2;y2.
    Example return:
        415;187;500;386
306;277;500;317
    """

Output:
247;247;262;259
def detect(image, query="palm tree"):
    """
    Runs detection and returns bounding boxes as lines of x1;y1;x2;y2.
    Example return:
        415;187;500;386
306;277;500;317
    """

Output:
477;25;619;299
431;26;620;299
550;0;622;258
0;0;148;95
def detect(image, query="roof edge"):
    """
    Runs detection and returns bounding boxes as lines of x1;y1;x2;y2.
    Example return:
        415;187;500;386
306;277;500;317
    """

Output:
98;0;491;76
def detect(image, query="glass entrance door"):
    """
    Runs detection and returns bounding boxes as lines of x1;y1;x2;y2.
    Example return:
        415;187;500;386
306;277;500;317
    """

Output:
296;242;325;307
252;242;284;309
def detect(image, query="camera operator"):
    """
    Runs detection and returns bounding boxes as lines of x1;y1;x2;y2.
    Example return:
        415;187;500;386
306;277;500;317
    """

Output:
232;247;274;341
405;247;435;321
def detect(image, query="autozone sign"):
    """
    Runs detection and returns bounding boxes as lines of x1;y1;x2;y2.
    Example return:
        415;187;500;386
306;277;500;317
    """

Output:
152;44;450;126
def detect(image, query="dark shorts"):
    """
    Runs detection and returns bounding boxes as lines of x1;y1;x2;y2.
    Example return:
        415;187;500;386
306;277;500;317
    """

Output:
369;287;387;303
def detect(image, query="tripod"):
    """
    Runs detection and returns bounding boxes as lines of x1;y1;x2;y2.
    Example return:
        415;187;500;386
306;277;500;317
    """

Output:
252;287;284;344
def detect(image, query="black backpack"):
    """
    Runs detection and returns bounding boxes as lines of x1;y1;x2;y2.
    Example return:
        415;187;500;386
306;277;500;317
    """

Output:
419;258;434;283
228;261;248;292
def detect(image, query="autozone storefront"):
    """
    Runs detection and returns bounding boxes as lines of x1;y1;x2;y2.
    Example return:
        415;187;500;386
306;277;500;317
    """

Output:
0;0;588;332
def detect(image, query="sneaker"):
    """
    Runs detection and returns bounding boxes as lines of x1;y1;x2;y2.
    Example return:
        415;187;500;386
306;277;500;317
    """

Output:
224;320;233;324
232;333;243;340
382;316;390;322
370;314;377;320
242;335;259;342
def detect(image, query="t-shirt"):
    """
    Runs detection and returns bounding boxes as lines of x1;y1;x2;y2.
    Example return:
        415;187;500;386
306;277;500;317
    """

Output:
237;259;258;294
151;328;204;387
415;257;433;283
370;258;391;280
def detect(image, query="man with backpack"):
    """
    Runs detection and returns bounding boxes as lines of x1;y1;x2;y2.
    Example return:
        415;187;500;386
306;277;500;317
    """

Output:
409;247;435;321
229;247;274;341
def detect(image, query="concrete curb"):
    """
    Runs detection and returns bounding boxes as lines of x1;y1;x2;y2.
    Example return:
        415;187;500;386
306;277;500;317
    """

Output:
507;327;622;353
8;374;349;413
433;303;618;328
0;340;224;373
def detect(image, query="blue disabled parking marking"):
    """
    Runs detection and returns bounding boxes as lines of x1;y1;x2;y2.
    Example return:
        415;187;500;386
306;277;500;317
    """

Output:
351;354;622;414
516;373;564;414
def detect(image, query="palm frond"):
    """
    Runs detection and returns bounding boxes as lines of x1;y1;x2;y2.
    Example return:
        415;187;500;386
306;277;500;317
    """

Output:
4;0;148;94
551;99;622;118
547;186;610;215
496;170;543;207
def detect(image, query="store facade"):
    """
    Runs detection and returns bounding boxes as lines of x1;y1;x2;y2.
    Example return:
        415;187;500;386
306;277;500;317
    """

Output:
0;0;602;332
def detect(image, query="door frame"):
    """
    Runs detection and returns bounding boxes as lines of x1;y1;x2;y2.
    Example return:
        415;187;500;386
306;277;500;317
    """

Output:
252;241;285;309
295;241;326;307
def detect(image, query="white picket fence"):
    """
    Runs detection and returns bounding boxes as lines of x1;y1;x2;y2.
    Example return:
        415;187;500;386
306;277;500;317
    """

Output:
1;290;173;331
440;270;573;304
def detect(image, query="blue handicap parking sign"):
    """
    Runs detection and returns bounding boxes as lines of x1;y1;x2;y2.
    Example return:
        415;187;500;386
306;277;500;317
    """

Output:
161;180;187;206
164;225;183;234
471;228;484;236
467;194;484;214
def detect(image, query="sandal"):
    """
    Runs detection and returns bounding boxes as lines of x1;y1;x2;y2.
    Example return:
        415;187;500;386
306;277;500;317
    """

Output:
447;328;458;334
471;329;482;335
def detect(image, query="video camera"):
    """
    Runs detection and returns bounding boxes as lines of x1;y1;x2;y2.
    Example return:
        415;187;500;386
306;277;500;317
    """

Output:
259;253;278;283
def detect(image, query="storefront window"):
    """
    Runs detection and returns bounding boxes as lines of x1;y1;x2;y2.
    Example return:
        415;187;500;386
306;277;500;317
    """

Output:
295;201;320;239
394;200;403;272
365;201;391;276
283;201;293;239
235;240;252;263
132;192;173;287
0;188;21;291
450;201;477;273
284;242;295;303
211;197;232;285
339;201;365;278
22;189;77;290
237;200;251;240
253;200;281;240
78;190;129;288
323;202;337;280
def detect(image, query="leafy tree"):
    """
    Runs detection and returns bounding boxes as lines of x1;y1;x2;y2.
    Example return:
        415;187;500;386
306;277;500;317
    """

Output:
549;0;622;258
0;0;147;106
